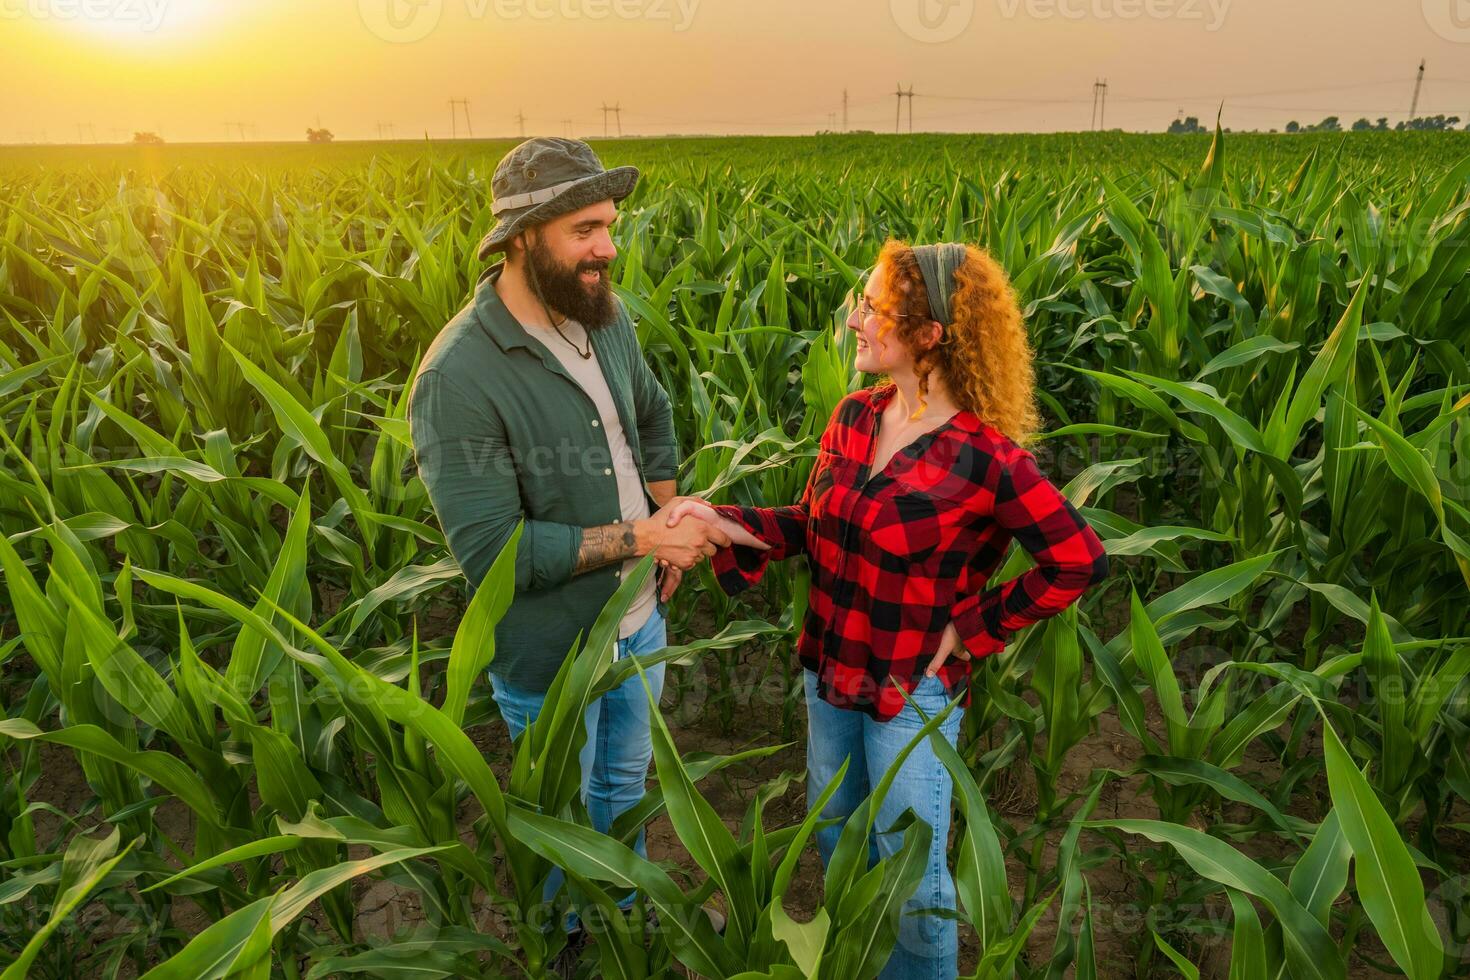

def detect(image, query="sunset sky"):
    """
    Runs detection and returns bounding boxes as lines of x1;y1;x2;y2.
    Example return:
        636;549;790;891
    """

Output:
7;0;1470;143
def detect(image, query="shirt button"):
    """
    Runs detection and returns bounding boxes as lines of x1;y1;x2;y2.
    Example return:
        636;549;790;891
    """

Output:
591;420;600;427
604;468;612;476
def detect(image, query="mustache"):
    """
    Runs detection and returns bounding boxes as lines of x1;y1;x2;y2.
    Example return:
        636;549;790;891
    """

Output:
577;260;610;274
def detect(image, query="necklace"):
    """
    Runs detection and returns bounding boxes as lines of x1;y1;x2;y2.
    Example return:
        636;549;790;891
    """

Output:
550;316;592;359
527;263;592;359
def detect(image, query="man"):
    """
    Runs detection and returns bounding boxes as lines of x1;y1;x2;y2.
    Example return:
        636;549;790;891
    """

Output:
407;138;727;947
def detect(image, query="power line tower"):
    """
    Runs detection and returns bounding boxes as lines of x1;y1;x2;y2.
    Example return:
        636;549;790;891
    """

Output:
1091;79;1109;130
1409;58;1425;122
600;103;622;138
515;109;526;138
562;118;573;138
448;98;473;139
894;84;915;133
842;88;849;132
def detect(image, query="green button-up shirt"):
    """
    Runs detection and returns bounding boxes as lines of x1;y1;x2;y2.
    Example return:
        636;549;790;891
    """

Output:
408;264;679;691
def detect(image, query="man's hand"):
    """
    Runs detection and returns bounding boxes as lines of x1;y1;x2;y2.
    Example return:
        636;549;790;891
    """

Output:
666;499;772;552
924;622;972;677
635;499;732;571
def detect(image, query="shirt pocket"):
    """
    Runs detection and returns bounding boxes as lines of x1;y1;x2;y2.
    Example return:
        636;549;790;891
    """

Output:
866;480;946;564
807;448;846;519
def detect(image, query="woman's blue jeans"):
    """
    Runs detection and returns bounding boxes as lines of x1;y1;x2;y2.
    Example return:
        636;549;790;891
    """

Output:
490;606;667;929
804;669;963;980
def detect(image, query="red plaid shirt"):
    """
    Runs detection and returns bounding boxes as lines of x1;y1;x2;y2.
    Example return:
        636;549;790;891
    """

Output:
712;383;1109;721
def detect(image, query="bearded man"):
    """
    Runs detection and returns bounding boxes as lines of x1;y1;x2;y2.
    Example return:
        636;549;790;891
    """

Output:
408;138;727;952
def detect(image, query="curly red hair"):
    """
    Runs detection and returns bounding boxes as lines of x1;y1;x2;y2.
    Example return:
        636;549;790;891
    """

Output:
872;239;1040;444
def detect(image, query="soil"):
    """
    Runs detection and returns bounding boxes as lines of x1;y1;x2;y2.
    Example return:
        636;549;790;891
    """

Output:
10;608;1458;980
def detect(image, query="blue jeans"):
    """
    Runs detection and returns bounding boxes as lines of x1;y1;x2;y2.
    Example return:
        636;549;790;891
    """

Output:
490;606;668;929
804;669;963;980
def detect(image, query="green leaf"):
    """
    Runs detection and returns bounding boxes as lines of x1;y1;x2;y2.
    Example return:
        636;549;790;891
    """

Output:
1351;404;1444;525
1088;819;1343;980
1320;719;1445;978
223;340;378;551
1151;930;1201;979
638;658;757;949
0;718;221;827
441;522;522;727
1288;810;1350;927
1;828;137;980
1226;889;1267;980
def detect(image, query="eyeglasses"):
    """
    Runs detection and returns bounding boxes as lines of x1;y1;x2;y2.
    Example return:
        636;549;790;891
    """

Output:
845;293;927;322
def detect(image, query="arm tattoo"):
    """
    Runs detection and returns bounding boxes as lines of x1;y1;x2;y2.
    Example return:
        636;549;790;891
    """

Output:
574;522;640;575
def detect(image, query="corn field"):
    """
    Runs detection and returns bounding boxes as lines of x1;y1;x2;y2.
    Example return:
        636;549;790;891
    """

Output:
0;130;1468;978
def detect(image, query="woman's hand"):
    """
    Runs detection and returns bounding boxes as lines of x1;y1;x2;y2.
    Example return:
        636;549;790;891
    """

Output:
658;563;684;602
924;622;972;677
666;499;772;552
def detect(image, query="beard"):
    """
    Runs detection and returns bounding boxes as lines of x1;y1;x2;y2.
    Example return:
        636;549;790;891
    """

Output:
526;233;616;329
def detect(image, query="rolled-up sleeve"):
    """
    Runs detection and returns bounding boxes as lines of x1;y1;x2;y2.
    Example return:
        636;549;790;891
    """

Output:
709;401;845;595
409;369;583;593
950;449;1109;657
627;320;680;483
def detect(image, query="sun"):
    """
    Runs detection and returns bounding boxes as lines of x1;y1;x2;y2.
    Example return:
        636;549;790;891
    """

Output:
65;0;216;43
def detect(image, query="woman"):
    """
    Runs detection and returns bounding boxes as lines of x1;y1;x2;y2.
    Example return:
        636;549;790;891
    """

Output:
668;241;1108;979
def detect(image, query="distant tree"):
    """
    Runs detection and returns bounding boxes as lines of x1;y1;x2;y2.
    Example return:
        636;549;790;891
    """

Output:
1396;115;1462;131
1168;115;1207;134
132;131;164;144
1376;117;1390;130
1352;117;1373;131
306;128;335;143
1286;116;1343;133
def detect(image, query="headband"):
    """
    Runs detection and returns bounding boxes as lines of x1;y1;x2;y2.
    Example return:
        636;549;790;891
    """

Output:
910;243;968;327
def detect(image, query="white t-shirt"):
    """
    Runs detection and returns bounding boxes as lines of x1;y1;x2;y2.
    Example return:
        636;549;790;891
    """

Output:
529;318;658;640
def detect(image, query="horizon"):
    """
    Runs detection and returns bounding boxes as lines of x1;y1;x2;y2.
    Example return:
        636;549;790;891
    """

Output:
7;0;1470;144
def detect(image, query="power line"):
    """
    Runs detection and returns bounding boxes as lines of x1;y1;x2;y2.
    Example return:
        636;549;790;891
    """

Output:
600;102;622;138
1091;79;1108;130
894;84;915;133
448;98;472;139
1409;59;1426;121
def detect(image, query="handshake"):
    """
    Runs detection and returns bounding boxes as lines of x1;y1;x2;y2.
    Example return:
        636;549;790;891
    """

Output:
634;496;772;573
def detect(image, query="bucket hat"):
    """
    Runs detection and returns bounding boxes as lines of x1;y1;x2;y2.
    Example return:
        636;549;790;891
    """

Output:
477;137;639;259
